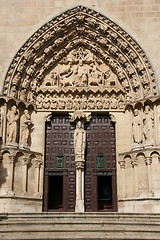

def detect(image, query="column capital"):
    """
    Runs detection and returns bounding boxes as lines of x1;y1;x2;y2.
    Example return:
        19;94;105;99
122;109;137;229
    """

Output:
35;159;43;168
76;161;84;170
9;154;16;164
145;156;152;165
131;158;138;168
22;156;30;166
118;160;126;169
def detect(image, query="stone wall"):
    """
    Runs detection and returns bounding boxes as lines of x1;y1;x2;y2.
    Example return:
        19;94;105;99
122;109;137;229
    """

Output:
0;0;160;93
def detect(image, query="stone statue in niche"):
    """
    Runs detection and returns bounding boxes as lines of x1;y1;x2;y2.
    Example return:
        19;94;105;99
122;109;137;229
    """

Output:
74;121;86;161
20;109;32;147
7;105;19;144
132;109;143;145
143;105;154;145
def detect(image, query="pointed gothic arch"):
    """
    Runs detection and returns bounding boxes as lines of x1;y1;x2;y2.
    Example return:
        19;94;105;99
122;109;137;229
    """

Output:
2;5;158;110
0;5;160;214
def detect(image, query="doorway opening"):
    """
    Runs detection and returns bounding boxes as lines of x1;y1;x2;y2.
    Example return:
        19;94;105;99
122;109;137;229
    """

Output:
48;176;63;210
98;176;112;210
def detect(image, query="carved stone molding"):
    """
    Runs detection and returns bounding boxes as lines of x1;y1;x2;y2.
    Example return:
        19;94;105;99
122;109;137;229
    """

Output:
2;6;158;110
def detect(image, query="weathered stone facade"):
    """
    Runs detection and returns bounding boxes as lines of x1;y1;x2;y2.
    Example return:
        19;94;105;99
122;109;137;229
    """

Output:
0;1;160;213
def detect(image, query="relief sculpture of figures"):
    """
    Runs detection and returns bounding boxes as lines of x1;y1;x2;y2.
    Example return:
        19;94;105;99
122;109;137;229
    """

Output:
74;121;86;161
20;109;32;147
143;105;154;145
7;105;19;144
132;109;142;145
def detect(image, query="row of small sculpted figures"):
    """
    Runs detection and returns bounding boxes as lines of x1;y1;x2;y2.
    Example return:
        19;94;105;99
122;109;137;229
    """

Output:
36;94;125;110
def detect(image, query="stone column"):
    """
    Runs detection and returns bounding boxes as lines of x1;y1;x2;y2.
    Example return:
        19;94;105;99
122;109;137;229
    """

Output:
153;104;159;145
74;120;86;212
69;111;91;212
22;156;30;192
35;160;43;194
75;161;85;212
131;158;139;196
118;160;126;198
2;103;7;144
9;154;16;193
145;156;152;192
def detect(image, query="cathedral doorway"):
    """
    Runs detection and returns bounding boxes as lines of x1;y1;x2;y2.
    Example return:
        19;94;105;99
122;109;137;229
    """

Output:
43;114;117;212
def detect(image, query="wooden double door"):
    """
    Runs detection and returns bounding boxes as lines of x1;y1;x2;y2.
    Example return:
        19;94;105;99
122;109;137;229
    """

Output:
43;114;117;212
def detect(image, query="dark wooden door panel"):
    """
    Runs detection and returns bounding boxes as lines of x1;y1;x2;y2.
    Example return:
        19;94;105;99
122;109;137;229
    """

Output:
43;114;117;212
43;114;76;212
85;115;117;212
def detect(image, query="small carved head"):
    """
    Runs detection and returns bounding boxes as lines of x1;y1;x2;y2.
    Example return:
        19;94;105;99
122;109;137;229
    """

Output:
77;121;82;129
11;105;17;113
133;109;138;116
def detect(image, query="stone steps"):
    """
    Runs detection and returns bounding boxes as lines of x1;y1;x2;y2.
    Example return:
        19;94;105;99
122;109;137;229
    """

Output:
0;213;160;239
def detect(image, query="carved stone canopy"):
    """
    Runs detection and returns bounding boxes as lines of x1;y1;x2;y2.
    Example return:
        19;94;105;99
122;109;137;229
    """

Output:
3;6;158;111
69;111;91;123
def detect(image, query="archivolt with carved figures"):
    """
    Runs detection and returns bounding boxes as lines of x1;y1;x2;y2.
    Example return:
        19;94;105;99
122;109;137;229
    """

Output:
2;6;158;112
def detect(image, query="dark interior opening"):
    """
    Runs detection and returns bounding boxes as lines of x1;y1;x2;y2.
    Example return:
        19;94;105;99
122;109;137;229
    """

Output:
98;176;112;210
48;176;63;210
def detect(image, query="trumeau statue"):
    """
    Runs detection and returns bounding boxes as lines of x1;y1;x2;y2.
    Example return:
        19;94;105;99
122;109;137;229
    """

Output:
20;109;32;147
132;109;143;145
7;105;19;144
143;105;154;145
74;121;86;161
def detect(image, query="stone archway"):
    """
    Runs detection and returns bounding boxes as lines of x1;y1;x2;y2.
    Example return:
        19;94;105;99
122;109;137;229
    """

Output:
0;6;160;213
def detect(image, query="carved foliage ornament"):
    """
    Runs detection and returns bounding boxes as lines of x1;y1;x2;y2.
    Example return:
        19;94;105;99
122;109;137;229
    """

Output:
3;6;158;109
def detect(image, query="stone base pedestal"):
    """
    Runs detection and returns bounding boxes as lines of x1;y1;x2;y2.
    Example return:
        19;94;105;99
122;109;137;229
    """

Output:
19;143;30;150
7;142;18;148
75;200;85;212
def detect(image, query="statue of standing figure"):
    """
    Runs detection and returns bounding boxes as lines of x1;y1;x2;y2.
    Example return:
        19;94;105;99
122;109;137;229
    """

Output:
74;121;86;161
143;105;154;145
7;105;19;143
20;109;32;146
132;109;143;145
